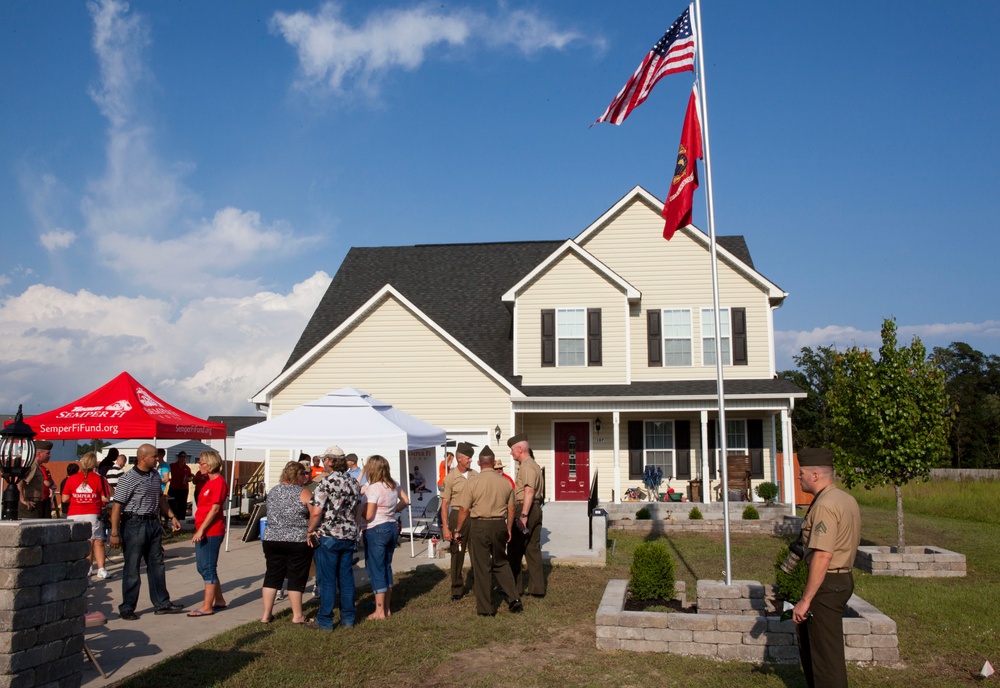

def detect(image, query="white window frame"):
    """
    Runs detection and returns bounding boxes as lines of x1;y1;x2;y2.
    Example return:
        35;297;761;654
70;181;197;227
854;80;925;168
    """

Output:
556;307;587;367
643;420;675;477
725;419;747;456
661;308;693;367
701;307;732;366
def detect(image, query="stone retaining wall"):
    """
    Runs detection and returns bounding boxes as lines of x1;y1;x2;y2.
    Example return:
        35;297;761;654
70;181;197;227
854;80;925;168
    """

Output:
855;546;966;577
596;579;900;665
0;520;90;688
609;518;801;537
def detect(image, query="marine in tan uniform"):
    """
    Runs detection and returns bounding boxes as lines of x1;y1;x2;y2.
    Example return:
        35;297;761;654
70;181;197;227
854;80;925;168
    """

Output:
507;433;545;597
440;441;475;600
792;447;861;688
454;446;523;616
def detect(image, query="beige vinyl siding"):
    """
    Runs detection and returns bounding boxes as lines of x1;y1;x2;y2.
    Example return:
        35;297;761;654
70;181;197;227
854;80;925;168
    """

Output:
577;199;773;380
265;295;512;488
515;251;628;385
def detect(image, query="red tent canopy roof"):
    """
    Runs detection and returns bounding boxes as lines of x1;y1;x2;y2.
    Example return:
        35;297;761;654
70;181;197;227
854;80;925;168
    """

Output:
22;372;226;440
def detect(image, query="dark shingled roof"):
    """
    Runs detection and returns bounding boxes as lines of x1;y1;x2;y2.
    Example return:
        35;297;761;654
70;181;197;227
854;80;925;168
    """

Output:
208;416;266;434
519;378;806;398
284;241;565;379
284;235;760;388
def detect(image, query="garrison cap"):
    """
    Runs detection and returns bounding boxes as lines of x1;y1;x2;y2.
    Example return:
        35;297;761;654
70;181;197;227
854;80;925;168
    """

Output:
479;445;495;459
456;442;475;458
506;432;529;448
34;440;53;451
798;448;834;467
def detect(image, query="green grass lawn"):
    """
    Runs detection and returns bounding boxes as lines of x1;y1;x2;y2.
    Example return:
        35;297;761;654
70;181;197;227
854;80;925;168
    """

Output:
121;480;1000;687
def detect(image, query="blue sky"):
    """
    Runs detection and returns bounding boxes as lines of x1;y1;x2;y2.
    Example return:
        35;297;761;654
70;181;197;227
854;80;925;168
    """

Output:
1;0;998;418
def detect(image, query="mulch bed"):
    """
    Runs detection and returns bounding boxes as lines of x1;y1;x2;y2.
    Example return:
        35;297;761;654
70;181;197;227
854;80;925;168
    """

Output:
623;597;696;613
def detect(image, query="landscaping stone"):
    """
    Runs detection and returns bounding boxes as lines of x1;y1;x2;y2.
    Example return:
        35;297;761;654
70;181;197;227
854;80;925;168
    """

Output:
855;545;966;577
596;578;900;666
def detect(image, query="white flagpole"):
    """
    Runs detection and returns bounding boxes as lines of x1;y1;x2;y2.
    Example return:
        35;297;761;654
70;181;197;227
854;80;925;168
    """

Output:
692;0;733;585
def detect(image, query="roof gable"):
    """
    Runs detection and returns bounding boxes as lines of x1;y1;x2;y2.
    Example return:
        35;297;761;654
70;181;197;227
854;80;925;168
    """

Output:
501;240;640;303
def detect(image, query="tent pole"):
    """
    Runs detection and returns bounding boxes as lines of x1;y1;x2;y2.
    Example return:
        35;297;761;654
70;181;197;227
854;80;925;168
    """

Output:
225;436;234;552
405;448;416;558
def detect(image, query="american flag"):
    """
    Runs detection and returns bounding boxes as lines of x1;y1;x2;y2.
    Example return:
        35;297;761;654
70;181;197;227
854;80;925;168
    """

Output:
594;6;696;126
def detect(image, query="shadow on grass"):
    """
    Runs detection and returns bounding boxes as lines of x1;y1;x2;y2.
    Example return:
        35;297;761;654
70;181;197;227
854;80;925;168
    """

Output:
750;662;807;687
351;565;448;616
114;628;271;687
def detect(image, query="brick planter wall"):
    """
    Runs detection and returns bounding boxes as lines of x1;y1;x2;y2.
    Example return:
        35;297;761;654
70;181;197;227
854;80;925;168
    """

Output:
0;520;91;688
855;546;966;577
609;519;801;536
596;579;900;665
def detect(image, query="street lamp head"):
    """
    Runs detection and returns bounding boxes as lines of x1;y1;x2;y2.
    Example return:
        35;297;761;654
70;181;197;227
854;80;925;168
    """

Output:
0;405;37;521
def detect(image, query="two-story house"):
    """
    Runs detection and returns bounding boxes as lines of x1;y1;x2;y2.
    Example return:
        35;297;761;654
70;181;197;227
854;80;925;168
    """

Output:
250;186;805;503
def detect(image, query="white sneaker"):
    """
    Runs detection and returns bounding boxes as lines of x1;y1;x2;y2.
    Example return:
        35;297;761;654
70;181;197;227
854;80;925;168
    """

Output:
96;568;110;579
88;565;95;577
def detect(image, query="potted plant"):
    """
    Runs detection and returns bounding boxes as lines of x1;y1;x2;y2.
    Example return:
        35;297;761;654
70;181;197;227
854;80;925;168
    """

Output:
754;481;780;505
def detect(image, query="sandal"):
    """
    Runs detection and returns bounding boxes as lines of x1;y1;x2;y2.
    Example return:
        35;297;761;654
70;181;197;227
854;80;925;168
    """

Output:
187;609;214;617
260;615;275;624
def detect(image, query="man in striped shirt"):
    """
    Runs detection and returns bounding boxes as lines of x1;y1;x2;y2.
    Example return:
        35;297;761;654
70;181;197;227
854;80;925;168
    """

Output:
109;443;185;620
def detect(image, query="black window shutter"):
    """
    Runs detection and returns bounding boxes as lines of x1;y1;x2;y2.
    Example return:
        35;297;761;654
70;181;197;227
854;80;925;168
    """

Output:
674;420;691;479
647;310;662;366
628;420;644;480
587;308;602;366
748;419;764;478
732;307;748;366
541;309;555;367
708;419;717;478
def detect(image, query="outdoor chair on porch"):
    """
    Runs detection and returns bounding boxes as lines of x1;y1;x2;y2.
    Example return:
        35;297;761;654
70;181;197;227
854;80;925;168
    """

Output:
726;455;752;501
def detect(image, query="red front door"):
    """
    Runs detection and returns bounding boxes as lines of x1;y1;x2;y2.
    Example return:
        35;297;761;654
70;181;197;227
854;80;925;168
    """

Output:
554;422;590;501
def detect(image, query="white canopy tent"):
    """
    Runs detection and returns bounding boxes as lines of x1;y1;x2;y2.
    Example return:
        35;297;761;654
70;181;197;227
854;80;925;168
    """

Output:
230;387;446;555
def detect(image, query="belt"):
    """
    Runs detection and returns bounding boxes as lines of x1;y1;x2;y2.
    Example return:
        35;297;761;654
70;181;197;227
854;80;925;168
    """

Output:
123;513;160;521
827;568;853;574
472;517;505;521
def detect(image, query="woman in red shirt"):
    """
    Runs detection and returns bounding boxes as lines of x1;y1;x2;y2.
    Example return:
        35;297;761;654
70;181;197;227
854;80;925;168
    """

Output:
188;450;228;617
61;452;111;578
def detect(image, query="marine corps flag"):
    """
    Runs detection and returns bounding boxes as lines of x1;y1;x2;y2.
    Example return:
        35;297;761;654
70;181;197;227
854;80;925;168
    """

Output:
662;85;703;240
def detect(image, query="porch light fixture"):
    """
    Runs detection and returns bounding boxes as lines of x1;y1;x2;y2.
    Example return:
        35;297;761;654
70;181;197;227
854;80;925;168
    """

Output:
0;405;37;521
494;425;502;443
594;417;602;435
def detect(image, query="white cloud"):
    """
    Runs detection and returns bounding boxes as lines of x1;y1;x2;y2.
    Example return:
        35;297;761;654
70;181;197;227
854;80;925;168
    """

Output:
775;320;1000;370
39;230;77;251
271;2;584;96
0;271;331;419
74;0;318;296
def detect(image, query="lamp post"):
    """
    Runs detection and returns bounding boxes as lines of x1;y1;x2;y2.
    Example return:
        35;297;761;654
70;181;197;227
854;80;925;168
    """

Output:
0;405;37;521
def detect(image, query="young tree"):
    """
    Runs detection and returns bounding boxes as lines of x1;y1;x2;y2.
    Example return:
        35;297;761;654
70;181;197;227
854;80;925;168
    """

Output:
827;318;952;548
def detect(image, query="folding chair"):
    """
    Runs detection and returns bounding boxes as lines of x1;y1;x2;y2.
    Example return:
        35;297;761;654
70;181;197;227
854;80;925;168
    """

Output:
401;495;441;539
83;611;108;678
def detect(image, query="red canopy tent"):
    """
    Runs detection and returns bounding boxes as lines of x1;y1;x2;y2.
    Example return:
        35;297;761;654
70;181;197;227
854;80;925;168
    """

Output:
23;372;226;440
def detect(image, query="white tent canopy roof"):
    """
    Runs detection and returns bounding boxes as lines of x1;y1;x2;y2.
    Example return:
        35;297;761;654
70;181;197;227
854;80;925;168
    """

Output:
234;387;446;454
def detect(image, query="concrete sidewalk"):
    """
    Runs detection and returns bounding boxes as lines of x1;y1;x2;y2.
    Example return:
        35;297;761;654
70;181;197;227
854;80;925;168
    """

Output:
82;534;447;687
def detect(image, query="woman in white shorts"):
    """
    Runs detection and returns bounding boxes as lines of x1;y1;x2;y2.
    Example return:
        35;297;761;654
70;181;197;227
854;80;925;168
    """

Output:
61;452;112;578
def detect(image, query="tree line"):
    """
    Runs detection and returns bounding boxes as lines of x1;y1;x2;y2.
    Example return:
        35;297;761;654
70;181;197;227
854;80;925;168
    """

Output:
780;334;1000;469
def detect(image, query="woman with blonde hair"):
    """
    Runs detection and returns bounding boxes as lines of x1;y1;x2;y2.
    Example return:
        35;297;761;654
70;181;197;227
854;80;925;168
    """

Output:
260;461;312;624
188;450;228;616
61;452;112;578
361;455;409;620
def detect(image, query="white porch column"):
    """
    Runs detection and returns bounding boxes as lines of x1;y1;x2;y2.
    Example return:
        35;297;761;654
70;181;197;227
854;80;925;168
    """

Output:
612;411;621;503
769;413;778;484
699;409;710;504
781;408;795;514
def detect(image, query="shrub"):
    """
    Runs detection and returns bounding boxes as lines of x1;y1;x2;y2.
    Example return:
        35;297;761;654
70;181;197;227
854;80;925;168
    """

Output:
774;546;809;602
629;542;676;601
635;507;652;520
688;506;703;520
742;505;760;520
755;481;779;504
